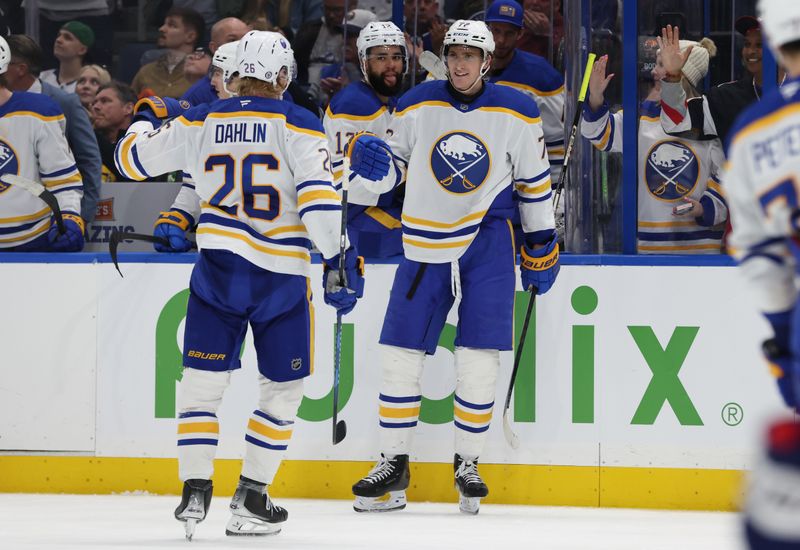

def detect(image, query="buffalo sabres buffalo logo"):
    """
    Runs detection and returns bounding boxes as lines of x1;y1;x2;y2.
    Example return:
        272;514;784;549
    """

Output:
430;131;491;194
0;138;20;194
645;140;699;201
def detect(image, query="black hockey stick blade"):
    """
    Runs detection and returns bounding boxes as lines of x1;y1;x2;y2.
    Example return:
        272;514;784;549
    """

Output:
333;419;347;445
503;287;537;449
109;230;170;278
1;173;65;234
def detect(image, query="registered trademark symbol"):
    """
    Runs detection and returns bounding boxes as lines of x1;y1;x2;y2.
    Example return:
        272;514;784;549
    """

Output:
721;402;743;426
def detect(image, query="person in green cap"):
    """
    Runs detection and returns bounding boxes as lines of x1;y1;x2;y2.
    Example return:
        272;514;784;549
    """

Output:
40;21;94;94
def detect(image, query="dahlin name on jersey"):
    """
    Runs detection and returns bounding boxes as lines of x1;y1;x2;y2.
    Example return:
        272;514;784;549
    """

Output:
214;122;268;144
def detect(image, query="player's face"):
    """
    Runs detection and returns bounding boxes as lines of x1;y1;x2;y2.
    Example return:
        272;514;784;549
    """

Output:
742;29;763;77
76;67;103;108
366;45;404;96
211;68;239;99
91;88;132;131
54;29;87;60
489;22;521;61
446;45;487;94
158;15;191;49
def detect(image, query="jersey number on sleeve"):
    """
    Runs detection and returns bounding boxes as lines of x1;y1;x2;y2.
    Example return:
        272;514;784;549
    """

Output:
206;153;281;221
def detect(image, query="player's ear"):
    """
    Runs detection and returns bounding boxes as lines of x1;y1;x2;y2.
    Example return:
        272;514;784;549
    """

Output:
123;101;134;117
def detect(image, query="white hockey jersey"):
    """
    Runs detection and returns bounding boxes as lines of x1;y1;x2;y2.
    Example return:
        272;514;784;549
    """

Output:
0;92;82;248
581;100;727;254
351;80;555;263
487;49;565;182
725;77;800;316
115;96;342;276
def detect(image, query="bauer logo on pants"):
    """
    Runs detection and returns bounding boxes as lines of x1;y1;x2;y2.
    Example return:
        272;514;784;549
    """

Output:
430;131;491;194
0;138;20;193
645;140;699;201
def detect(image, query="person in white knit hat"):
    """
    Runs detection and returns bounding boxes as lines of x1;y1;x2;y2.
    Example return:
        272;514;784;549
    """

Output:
579;36;728;254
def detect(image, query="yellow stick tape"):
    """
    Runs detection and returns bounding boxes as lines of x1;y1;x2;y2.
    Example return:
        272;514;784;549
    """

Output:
0;456;745;511
578;53;597;102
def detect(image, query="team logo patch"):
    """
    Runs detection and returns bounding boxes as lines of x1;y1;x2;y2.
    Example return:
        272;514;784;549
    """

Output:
430;131;490;193
291;358;302;370
645;140;699;201
0;138;20;194
500;5;516;16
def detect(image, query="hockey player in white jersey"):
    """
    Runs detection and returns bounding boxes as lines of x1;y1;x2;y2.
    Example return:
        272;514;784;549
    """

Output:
323;21;407;258
724;1;800;547
581;47;728;254
115;31;364;539
347;20;559;515
0;35;84;252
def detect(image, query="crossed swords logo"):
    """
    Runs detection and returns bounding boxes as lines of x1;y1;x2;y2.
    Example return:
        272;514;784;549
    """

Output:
647;152;694;196
436;145;487;189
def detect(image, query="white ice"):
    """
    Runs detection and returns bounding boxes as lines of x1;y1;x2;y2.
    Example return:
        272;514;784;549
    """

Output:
0;494;746;550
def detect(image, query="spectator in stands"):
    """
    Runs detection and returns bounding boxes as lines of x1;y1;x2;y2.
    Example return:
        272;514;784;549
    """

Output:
5;35;102;224
404;0;445;53
92;82;136;183
76;64;112;121
294;0;355;94
317;9;377;103
36;1;113;69
181;17;251;106
131;7;206;99
517;0;564;63
40;21;94;94
183;48;212;86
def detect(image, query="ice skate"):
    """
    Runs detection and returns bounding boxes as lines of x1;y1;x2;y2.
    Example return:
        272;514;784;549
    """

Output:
225;476;287;536
174;479;213;541
352;453;410;512
454;454;488;515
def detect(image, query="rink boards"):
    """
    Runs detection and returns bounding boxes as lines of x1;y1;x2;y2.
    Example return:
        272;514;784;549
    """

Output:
0;254;784;510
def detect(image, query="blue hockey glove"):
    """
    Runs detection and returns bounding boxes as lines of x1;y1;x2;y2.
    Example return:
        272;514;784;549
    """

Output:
520;233;560;295
346;131;391;181
153;210;193;252
322;247;365;315
133;96;192;129
48;212;84;252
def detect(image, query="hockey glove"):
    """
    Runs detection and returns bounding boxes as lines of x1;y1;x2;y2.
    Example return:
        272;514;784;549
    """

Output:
346;132;391;181
520;233;560;295
762;310;799;409
322;247;365;315
133;96;192;129
48;212;85;252
153;210;193;252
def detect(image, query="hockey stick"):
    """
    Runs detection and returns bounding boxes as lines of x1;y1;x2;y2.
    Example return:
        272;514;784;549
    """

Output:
109;229;196;278
502;286;537;449
553;53;597;213
419;51;447;80
0;173;65;234
332;157;350;445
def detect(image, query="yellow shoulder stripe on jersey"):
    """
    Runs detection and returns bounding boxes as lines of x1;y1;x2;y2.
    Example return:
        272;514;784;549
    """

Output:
638;220;702;228
44;174;82;187
494;80;565;97
402;210;487;229
395;100;452;117
0;221;49;243
175;115;203;127
297;189;341;207
402;236;475;249
4;111;65;123
365;207;401;229
0;207;50;224
706;178;724;196
325;105;387;121
197;227;312;261
118;134;147;181
479;106;541;124
516;180;551;195
731;103;800;148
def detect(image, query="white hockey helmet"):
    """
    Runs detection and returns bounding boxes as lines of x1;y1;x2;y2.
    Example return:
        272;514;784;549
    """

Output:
0;36;10;75
212;40;239;82
356;21;408;77
236;30;295;88
442;20;495;59
758;0;800;51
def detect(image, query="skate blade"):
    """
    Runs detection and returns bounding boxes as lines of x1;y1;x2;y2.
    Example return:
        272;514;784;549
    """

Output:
225;515;282;536
458;495;481;515
353;491;407;513
184;518;197;541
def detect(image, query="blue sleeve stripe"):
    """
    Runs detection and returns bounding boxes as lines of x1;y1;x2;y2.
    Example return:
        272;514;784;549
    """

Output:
515;168;550;184
454;394;494;410
177;438;219;446
518;192;552;203
182;182;196;190
253;409;294;426
131;144;150;178
51;185;82;195
524;229;556;244
739;251;785;265
379;393;422;403
402;223;479;240
454;420;489;433
0;219;45;235
582;101;610;122
200;212;312;248
747;236;785;252
181;171;192;179
546;139;565;146
332;159;344;168
299;203;342;217
244;435;288;451
40;165;78;178
379;420;418;429
178;411;218;419
706;187;726;204
636;229;725;241
297;179;335;192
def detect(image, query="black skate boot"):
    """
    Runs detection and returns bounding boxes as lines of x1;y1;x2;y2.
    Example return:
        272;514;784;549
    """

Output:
352;453;410;512
174;478;213;541
225;476;287;536
454;454;489;514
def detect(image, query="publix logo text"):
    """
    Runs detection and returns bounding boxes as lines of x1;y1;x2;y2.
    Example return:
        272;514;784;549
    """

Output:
154;285;706;426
